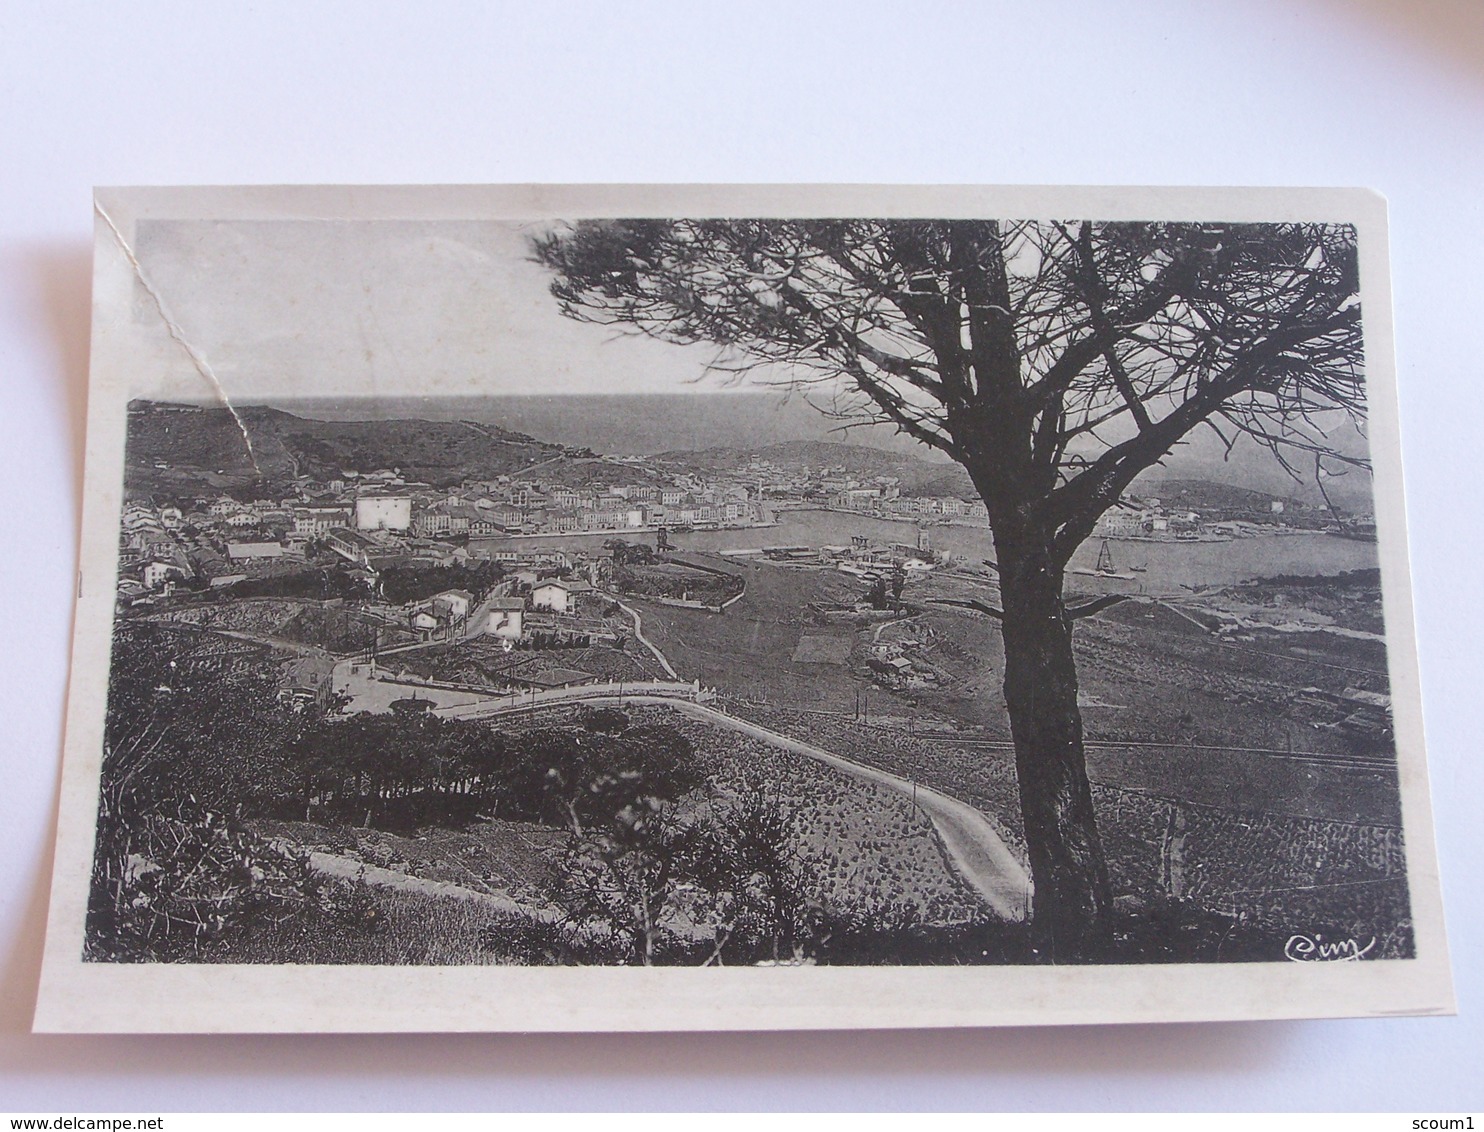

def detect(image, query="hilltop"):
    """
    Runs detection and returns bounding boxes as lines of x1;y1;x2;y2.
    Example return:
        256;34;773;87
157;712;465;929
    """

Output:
125;401;562;493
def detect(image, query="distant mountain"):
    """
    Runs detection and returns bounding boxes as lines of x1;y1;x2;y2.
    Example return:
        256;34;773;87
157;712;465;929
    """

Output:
276;393;946;460
125;401;561;493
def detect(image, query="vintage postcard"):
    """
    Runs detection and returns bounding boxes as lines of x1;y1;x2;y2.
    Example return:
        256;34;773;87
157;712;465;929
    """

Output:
34;185;1452;1031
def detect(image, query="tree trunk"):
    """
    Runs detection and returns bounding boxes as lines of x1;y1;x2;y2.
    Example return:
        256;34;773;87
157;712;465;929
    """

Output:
996;545;1113;962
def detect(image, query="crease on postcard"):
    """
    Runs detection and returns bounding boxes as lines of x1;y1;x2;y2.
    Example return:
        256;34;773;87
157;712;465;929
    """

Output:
93;198;260;473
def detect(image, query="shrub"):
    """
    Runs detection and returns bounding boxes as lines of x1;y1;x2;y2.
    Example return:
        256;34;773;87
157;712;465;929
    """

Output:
86;800;316;962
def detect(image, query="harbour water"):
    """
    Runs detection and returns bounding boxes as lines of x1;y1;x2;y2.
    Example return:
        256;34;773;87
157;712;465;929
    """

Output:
471;509;1380;597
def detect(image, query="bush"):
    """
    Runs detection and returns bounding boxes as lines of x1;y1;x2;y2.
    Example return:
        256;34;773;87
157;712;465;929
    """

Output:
86;800;317;962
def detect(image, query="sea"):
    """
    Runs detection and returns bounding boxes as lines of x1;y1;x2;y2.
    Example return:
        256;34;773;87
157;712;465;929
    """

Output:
470;509;1380;597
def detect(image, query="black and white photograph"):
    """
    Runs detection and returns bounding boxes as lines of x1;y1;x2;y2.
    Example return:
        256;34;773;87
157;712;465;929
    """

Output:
33;185;1451;1031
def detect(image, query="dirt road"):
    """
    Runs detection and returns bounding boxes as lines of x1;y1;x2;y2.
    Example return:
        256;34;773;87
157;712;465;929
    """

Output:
570;693;1033;922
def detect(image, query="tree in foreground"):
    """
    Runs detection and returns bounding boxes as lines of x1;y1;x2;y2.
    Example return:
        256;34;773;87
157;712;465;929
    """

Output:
534;218;1367;960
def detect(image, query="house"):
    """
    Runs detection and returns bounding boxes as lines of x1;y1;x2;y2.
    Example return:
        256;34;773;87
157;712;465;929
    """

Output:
486;597;526;640
410;599;459;636
121;503;158;531
492;504;525;528
530;579;574;613
1095;507;1146;538
529;579;594;613
414;504;475;538
292;505;353;537
141;560;184;590
431;589;475;621
585;507;628;531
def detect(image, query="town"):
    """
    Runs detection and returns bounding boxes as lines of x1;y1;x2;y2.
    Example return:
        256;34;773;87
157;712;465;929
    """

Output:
117;439;1372;608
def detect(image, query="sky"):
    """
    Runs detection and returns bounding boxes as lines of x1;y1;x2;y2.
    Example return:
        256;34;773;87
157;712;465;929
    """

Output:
131;217;734;402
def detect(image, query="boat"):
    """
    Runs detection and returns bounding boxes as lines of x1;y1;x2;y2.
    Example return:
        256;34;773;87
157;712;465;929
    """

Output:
1071;538;1136;580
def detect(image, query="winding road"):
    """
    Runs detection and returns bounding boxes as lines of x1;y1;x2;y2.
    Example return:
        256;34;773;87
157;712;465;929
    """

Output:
555;692;1032;922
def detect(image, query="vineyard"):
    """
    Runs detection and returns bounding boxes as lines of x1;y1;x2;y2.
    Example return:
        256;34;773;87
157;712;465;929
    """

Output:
1095;786;1413;957
724;702;1028;861
723;701;1414;958
644;708;983;925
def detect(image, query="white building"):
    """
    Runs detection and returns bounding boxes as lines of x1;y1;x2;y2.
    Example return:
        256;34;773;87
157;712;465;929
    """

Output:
1095;507;1146;538
293;505;353;536
531;580;574;613
141;560;183;590
355;494;412;532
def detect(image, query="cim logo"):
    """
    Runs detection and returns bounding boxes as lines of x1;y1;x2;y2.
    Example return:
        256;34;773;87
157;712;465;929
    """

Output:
1284;932;1377;962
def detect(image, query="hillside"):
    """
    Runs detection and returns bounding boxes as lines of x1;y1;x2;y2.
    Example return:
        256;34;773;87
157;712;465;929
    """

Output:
125;401;562;494
656;440;977;499
1143;477;1315;514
